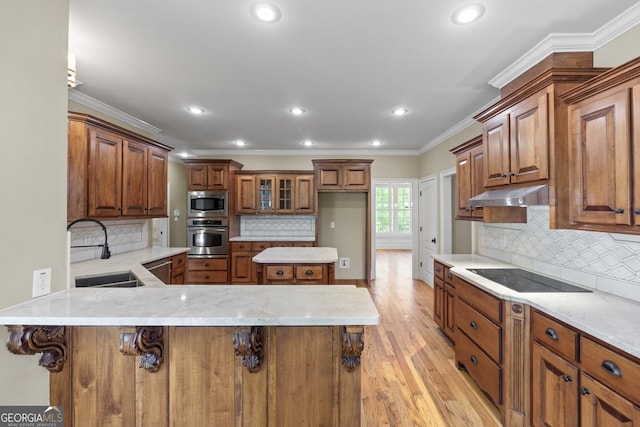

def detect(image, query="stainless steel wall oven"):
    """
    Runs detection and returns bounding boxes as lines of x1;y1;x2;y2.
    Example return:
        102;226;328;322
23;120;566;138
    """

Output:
187;218;228;257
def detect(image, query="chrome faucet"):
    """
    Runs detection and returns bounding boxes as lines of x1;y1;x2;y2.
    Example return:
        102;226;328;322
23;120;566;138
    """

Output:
67;218;111;259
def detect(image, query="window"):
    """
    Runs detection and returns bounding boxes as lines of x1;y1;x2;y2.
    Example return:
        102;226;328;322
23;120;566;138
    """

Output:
375;183;411;233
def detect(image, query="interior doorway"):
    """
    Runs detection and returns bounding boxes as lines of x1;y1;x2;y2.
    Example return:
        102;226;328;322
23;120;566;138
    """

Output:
419;175;438;286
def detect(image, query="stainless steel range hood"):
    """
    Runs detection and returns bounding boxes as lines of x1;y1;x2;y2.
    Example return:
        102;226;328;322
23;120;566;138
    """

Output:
467;184;549;207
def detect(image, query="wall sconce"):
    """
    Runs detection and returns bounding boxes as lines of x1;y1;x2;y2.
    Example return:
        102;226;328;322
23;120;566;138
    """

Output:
68;53;78;88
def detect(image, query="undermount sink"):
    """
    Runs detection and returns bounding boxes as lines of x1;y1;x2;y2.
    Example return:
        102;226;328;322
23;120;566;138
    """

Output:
75;271;142;288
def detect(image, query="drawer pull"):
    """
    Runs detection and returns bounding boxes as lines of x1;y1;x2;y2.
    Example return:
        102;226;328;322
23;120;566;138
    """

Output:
545;328;559;340
447;273;452;280
562;375;573;383
305;270;314;276
470;355;478;365
602;360;622;377
613;208;625;214
276;270;284;276
204;262;210;267
581;388;591;395
470;321;477;330
435;267;441;272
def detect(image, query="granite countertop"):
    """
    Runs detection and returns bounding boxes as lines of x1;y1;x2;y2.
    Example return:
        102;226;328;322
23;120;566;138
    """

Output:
0;285;379;327
252;247;338;264
433;254;640;359
70;247;190;289
229;236;316;242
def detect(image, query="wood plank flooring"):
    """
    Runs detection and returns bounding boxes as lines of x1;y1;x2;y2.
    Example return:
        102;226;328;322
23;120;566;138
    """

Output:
361;250;502;427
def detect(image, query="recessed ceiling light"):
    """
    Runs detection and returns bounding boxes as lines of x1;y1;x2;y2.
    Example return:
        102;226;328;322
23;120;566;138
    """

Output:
391;108;409;116
303;140;313;146
250;2;281;23
289;107;305;116
372;140;382;146
235;140;246;146
452;4;485;25
187;106;205;115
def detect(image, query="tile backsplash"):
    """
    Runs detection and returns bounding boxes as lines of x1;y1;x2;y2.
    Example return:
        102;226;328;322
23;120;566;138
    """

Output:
241;215;315;238
69;219;150;263
478;206;640;302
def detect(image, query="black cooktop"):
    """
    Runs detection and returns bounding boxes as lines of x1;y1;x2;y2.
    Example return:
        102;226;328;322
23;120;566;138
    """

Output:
467;268;592;293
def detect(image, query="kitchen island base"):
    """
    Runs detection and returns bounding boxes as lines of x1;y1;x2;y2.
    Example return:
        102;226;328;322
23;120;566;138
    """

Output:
7;324;364;427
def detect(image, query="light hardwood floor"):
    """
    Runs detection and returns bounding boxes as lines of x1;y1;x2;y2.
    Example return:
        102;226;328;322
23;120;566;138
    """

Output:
361;250;502;427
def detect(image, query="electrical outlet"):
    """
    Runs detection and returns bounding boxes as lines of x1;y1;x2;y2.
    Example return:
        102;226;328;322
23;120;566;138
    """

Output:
330;221;335;229
32;268;52;298
339;258;350;268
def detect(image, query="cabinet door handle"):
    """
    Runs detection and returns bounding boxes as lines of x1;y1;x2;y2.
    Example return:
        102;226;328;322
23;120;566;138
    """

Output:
276;270;284;276
613;208;625;214
447;273;452;280
562;375;573;382
470;355;478;365
470;321;477;329
508;172;516;177
435;267;441;272
635;208;640;215
580;388;591;395
601;360;622;377
305;270;314;276
545;328;559;340
500;173;507;178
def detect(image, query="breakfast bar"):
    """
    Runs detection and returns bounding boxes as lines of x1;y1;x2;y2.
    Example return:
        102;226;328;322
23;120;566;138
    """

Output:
0;285;379;427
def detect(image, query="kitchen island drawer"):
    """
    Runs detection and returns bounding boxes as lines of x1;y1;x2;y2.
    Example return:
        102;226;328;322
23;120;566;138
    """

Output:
186;270;229;284
532;310;578;361
266;265;294;281
453;275;502;324
581;337;640;404
456;299;502;363
456;330;502;406
295;265;324;280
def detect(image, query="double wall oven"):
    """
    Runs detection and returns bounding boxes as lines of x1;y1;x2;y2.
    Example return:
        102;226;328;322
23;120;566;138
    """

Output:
187;191;228;258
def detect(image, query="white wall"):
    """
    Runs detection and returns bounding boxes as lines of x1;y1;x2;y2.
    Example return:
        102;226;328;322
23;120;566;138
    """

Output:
0;0;70;405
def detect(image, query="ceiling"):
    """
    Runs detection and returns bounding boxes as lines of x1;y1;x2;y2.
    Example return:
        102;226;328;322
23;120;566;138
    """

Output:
68;0;639;156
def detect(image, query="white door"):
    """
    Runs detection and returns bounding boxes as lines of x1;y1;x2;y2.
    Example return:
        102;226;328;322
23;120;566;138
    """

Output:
420;177;438;285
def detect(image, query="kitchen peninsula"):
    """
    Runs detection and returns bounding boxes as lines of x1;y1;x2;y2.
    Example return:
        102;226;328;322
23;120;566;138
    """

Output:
0;284;378;426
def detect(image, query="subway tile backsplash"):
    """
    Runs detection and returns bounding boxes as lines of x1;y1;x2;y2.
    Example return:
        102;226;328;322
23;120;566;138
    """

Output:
240;215;315;238
69;219;149;263
478;206;640;303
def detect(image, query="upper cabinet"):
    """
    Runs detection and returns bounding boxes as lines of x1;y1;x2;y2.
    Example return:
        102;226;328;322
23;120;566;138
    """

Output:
68;113;172;222
184;159;243;191
451;136;484;220
561;57;640;234
235;172;315;215
473;52;606;229
312;159;372;191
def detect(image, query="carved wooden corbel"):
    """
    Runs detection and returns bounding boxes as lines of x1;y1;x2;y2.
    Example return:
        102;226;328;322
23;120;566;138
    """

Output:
233;326;264;373
342;326;364;372
120;326;164;372
6;325;67;372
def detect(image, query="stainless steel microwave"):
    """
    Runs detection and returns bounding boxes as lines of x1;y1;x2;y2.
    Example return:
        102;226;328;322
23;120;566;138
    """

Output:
187;191;227;217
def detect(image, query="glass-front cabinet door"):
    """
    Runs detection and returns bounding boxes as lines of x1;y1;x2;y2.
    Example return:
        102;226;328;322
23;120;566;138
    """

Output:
276;176;294;213
257;175;275;213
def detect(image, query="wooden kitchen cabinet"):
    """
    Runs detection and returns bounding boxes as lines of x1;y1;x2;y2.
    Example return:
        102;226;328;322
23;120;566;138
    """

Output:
68;113;172;222
186;257;228;284
433;261;456;341
313;160;372;191
235;172;315;215
231;241;317;283
170;252;187;284
562;58;640;234
451;135;484;220
184;160;242;191
259;262;334;285
580;372;640;427
144;252;188;285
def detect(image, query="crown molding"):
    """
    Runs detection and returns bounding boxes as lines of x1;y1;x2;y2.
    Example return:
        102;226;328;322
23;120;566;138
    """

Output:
489;2;640;89
68;89;162;135
187;148;421;157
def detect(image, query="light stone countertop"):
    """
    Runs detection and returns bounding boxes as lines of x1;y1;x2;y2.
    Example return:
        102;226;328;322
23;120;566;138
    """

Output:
70;247;191;288
252;247;338;264
0;285;379;327
229;235;315;242
433;254;640;360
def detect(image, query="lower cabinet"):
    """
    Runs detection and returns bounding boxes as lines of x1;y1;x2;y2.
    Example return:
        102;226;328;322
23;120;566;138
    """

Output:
230;241;316;284
50;325;363;426
144;252;187;285
258;263;335;284
433;261;455;341
186;257;228;284
531;310;640;427
170;253;186;284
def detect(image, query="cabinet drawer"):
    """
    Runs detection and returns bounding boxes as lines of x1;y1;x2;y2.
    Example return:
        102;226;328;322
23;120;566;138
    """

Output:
186;270;228;284
456;299;502;363
456;330;502;406
188;258;227;271
266;265;293;280
453;275;502;324
443;266;454;283
434;261;445;280
293;242;315;247
581;337;640;404
532;310;578;361
252;242;272;251
295;265;324;280
230;241;251;251
171;252;187;269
